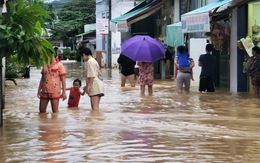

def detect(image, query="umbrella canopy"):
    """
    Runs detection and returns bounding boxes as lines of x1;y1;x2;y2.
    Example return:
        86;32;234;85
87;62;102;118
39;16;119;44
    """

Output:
121;35;165;62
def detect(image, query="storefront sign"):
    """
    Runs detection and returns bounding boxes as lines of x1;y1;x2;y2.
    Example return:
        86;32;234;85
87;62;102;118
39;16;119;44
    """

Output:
96;19;109;34
181;12;210;33
117;20;129;32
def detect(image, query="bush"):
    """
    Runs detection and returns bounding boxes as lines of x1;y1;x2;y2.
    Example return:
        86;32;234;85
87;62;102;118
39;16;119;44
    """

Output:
62;48;71;60
5;55;24;78
5;69;22;78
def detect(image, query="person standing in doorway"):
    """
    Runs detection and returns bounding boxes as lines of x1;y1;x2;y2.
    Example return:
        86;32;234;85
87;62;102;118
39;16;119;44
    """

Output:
37;53;67;113
246;46;260;96
80;47;104;110
137;62;154;95
198;44;216;93
117;54;136;87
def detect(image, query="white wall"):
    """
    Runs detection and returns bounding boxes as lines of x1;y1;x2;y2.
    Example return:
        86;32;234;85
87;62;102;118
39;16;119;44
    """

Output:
174;0;180;22
111;1;135;67
189;38;208;82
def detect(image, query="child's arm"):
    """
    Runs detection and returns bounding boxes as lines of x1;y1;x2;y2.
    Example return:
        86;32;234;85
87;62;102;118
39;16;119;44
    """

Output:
80;86;86;96
65;87;71;91
137;61;142;66
189;59;195;69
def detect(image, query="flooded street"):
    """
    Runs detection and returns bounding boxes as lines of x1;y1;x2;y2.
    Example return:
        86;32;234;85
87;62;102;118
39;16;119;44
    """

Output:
1;62;260;163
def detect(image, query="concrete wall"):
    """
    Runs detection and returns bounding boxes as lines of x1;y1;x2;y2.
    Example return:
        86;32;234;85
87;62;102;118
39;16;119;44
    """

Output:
111;1;135;68
190;38;208;82
96;0;135;68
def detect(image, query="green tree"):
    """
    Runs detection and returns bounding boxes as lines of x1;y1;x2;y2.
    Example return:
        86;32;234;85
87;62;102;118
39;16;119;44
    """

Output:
0;0;54;116
0;0;54;67
49;0;95;41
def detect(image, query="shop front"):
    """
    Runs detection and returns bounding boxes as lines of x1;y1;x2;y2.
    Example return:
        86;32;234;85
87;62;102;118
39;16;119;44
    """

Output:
180;0;232;88
236;0;260;93
110;0;174;79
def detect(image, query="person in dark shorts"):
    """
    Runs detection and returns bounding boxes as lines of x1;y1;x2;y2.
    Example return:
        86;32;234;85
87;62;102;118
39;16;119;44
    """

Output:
117;54;136;87
198;44;216;93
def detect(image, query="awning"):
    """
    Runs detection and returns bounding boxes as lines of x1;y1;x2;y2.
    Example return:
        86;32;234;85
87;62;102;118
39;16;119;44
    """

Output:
75;30;95;37
110;7;148;24
166;22;184;47
76;24;96;37
110;1;163;32
181;0;232;33
81;38;96;44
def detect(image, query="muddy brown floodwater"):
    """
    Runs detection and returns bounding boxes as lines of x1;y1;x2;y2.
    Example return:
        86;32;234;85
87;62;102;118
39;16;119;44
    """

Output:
1;62;260;163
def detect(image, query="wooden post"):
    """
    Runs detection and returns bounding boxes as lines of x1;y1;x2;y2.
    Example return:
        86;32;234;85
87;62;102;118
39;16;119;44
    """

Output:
0;65;3;127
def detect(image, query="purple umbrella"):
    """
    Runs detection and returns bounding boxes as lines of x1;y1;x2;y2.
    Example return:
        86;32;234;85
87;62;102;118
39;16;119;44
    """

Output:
121;35;165;62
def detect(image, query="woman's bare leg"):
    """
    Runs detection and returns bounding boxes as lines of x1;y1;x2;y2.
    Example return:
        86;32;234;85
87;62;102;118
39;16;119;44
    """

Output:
128;74;135;87
140;85;145;95
121;74;126;87
90;96;101;110
39;99;49;113
148;85;153;95
50;99;60;113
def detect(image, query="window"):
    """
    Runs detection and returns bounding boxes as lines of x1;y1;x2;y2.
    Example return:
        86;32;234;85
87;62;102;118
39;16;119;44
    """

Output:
101;12;109;19
102;13;106;19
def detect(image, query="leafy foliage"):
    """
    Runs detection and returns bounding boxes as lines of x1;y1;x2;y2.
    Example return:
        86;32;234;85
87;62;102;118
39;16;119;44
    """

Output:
62;48;71;59
0;0;55;67
5;55;24;78
49;0;95;40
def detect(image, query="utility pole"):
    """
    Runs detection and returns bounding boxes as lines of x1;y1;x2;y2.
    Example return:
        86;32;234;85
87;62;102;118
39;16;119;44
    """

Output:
107;0;112;68
0;0;7;127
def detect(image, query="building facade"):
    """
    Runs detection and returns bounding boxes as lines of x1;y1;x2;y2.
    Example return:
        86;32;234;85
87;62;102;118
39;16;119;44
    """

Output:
100;0;253;92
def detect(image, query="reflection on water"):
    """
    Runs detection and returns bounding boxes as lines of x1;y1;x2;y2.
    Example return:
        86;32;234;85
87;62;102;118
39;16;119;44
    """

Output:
1;62;260;162
38;113;67;162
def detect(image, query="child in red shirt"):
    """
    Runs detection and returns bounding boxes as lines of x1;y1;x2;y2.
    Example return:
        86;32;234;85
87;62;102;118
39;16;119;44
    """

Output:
66;79;85;107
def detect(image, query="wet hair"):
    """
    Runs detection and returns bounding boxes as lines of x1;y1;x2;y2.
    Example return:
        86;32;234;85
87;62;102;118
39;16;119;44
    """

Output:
184;46;189;53
206;44;213;52
79;47;92;56
252;46;259;52
177;45;185;53
78;45;84;51
73;79;82;86
257;48;260;54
